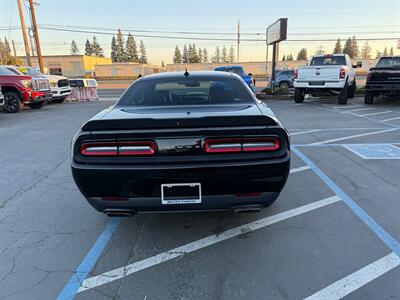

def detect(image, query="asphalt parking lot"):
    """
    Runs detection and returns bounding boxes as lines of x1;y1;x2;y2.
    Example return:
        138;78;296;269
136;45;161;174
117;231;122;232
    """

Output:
1;95;400;300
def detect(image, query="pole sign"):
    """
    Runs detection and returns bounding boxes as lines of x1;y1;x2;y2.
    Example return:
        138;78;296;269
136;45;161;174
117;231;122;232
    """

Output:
266;18;288;45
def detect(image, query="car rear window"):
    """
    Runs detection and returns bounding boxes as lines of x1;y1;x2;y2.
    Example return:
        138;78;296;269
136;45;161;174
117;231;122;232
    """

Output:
376;57;400;68
310;56;346;66
118;76;253;106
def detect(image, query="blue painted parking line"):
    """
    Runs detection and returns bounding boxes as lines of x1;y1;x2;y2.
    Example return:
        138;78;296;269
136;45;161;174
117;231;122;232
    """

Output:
292;146;400;257
57;218;121;300
344;144;400;159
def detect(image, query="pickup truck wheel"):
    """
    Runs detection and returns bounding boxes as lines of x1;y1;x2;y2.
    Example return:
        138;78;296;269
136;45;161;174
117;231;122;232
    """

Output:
27;101;44;109
294;88;305;103
338;83;349;105
348;81;356;98
364;94;374;104
52;97;66;104
3;92;24;113
279;82;289;89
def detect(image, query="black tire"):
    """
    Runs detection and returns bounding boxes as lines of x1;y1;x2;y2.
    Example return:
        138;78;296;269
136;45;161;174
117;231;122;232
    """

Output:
279;81;290;89
364;94;374;104
348;80;356;99
294;88;305;103
3;92;24;113
338;82;349;105
27;101;44;110
52;97;66;104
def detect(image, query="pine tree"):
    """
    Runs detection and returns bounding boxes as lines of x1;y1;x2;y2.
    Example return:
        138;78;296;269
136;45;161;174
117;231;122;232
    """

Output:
360;41;371;59
116;29;127;62
282;55;286;61
221;46;228;63
390;47;394;56
110;36;117;62
213;46;221;63
333;38;342;54
198;48;203;64
296;48;307;60
187;44;193;63
0;39;5;64
182;45;188;63
376;50;382;59
229;45;234;62
3;38;12;63
173;45;182;64
351;36;359;59
84;39;93;56
203;48;208;63
70;40;79;55
192;44;200;63
92;36;104;57
161;61;165;67
287;53;293;61
126;33;139;62
138;40;148;64
343;38;353;58
383;47;388;56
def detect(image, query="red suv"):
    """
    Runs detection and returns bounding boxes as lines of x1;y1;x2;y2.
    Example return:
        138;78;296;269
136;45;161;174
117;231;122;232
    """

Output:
0;66;51;113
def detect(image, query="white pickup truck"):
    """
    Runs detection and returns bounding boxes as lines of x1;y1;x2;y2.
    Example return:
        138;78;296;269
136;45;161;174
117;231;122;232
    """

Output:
293;54;361;105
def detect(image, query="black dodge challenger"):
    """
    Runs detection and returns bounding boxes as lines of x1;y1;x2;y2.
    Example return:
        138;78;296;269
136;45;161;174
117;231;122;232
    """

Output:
71;71;290;216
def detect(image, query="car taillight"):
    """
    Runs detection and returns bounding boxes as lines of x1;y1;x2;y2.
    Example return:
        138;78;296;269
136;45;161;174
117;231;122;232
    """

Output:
117;141;155;156
203;138;242;153
294;69;298;79
367;71;372;81
80;141;156;156
242;137;281;152
339;68;346;79
80;142;118;156
204;137;281;153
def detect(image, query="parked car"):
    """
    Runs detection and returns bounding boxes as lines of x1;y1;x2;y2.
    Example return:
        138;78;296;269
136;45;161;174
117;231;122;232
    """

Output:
71;71;290;216
3;66;52;103
293;54;361;105
214;66;254;90
46;75;71;103
276;70;295;88
0;66;50;113
365;56;400;104
0;85;4;108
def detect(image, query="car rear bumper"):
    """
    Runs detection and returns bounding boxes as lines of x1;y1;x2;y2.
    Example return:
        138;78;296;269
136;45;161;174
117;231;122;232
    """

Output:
294;80;344;89
365;83;400;95
71;154;290;212
51;87;71;98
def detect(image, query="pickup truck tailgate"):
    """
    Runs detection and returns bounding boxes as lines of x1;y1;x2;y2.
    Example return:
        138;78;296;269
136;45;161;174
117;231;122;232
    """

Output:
298;66;340;81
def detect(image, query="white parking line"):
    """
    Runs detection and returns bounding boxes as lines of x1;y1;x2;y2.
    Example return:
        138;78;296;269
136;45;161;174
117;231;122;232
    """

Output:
381;116;400;122
304;252;400;300
291;129;322;136
332;104;362;109
359;111;392;117
344;108;376;113
78;195;341;293
290;166;311;173
310;128;399;145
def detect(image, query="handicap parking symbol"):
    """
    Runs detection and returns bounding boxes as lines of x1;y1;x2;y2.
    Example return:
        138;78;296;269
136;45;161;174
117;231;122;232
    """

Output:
344;144;400;159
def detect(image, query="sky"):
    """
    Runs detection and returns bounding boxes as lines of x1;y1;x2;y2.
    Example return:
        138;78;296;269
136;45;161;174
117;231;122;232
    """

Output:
1;0;400;65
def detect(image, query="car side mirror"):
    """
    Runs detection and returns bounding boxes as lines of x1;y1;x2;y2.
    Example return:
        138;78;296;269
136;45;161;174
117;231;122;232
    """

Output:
353;61;362;68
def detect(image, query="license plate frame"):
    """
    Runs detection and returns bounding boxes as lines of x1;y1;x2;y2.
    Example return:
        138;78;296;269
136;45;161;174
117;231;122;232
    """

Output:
161;183;202;205
309;81;325;86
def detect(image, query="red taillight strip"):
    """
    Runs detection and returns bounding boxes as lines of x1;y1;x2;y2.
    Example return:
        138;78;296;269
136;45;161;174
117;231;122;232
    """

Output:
204;138;242;153
117;141;156;156
80;142;117;156
339;68;346;79
80;141;156;156
242;137;281;152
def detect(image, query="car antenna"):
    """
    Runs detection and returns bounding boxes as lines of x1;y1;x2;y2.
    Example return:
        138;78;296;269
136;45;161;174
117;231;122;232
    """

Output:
184;69;189;77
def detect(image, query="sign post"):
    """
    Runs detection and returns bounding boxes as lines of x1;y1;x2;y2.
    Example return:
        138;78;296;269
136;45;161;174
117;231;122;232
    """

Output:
266;18;288;91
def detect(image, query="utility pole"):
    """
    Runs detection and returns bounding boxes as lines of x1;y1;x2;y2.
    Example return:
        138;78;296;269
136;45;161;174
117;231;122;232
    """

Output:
12;40;18;60
17;0;32;66
28;0;44;73
237;19;240;62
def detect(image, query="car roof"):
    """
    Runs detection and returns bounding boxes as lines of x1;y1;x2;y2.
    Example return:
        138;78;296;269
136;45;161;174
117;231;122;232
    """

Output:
140;71;237;80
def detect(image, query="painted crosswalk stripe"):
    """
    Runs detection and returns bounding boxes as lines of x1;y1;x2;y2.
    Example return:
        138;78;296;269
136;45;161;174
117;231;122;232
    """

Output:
78;195;341;293
304;252;400;300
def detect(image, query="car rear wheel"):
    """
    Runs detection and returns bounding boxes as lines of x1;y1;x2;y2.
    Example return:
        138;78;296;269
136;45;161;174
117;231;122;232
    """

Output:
364;94;374;104
3;92;24;113
294;88;305;103
338;82;349;105
27;101;44;109
348;80;356;99
52;97;66;104
279;81;289;89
